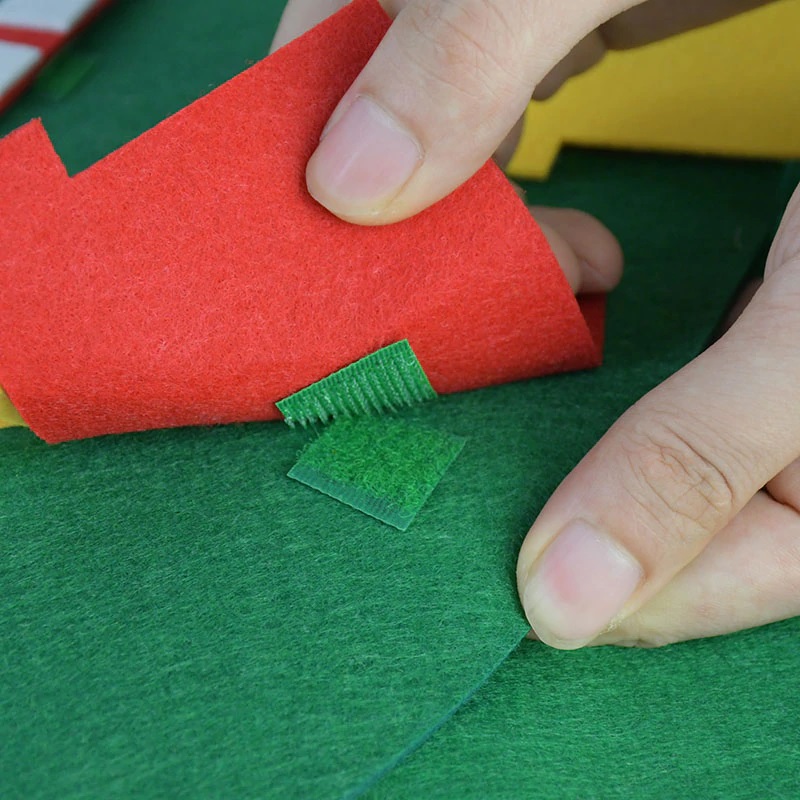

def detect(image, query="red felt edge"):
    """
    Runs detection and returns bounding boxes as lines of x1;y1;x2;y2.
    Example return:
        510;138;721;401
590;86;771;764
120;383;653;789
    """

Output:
0;0;605;444
578;294;607;354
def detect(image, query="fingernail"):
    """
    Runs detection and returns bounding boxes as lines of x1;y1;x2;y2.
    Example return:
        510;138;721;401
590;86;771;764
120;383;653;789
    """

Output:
307;96;422;215
522;520;643;648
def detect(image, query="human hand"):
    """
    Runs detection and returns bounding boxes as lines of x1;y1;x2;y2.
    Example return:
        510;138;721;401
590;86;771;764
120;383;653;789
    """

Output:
270;0;773;292
271;0;775;224
517;184;800;648
271;0;797;649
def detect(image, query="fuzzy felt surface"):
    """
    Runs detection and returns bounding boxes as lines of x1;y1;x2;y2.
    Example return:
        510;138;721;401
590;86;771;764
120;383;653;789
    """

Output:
0;147;786;800
368;626;800;800
0;1;794;799
277;340;436;428
0;0;600;444
289;417;466;529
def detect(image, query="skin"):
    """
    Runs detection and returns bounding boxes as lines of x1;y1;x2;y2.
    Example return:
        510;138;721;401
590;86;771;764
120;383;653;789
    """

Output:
271;0;800;648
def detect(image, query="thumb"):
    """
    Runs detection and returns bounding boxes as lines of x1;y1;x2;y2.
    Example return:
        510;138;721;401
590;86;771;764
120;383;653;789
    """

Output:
515;246;800;649
307;0;638;224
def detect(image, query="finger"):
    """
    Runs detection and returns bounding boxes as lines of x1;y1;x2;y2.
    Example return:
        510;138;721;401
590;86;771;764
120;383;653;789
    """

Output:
766;457;800;508
720;278;762;334
532;207;623;293
274;4;529;171
766;181;800;275
589;487;800;647
516;260;800;649
507;196;623;292
306;0;639;224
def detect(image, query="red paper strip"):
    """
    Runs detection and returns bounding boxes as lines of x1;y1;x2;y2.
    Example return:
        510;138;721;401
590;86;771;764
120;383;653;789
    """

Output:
0;27;61;53
0;0;603;444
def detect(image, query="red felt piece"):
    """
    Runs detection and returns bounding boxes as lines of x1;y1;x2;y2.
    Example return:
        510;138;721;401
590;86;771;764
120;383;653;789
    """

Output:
0;0;604;444
578;294;607;353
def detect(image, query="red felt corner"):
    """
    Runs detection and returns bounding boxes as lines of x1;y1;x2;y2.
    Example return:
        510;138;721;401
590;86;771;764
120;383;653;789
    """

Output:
0;0;604;444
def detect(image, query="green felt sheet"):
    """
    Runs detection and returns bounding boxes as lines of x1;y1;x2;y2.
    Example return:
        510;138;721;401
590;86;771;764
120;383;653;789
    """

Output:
289;417;466;529
1;416;529;800
1;1;796;799
364;158;800;798
368;625;800;800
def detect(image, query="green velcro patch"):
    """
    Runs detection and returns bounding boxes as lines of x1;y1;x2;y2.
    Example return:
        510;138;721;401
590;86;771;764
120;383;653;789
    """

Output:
276;340;436;428
288;416;465;530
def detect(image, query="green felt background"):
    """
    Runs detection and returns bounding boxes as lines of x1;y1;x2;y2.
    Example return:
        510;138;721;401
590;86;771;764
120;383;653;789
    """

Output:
1;1;797;799
370;625;800;799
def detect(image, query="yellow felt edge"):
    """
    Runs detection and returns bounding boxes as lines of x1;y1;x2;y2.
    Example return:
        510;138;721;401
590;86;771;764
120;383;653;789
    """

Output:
508;0;800;180
0;386;28;428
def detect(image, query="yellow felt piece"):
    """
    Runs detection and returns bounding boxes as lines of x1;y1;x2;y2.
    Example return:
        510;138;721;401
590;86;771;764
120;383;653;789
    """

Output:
0;386;27;428
508;1;800;180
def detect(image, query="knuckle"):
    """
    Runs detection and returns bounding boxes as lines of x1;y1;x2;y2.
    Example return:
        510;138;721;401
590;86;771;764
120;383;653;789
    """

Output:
619;411;739;548
397;0;521;110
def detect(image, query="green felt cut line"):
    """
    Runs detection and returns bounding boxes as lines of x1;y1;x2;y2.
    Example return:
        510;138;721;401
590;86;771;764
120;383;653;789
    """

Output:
277;340;436;428
288;417;466;530
367;624;800;800
288;463;417;530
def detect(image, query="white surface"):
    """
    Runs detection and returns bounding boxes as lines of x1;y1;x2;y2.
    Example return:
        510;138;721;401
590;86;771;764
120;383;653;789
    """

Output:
0;39;41;97
0;0;98;33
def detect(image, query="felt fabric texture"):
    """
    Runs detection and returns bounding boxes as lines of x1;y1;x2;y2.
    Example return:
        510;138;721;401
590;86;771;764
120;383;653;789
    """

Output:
0;0;111;113
368;625;800;800
0;146;786;800
0;1;795;798
509;0;800;180
0;0;601;445
0;408;530;800
289;417;466;530
277;340;436;428
366;157;800;798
